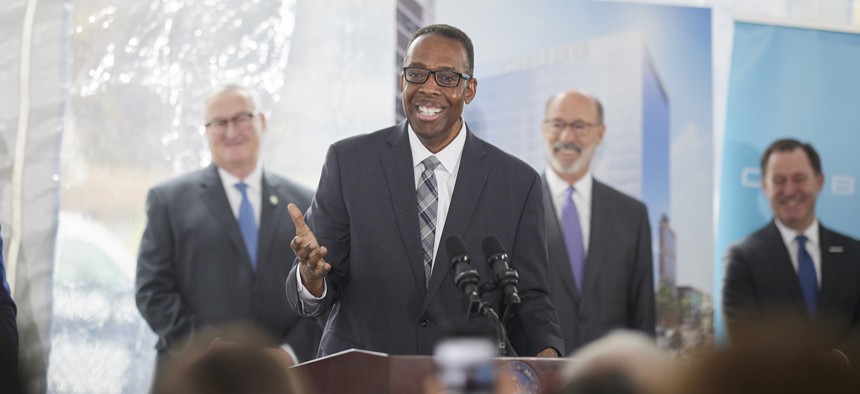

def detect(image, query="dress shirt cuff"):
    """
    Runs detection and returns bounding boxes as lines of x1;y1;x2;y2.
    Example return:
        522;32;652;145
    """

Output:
297;276;326;315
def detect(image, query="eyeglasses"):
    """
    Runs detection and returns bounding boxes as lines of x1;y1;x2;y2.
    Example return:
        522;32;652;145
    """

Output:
402;67;472;88
205;112;256;134
543;119;600;137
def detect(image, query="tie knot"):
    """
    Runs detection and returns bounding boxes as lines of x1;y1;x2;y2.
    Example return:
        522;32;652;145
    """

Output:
235;182;249;195
421;156;441;172
565;185;576;200
797;234;807;246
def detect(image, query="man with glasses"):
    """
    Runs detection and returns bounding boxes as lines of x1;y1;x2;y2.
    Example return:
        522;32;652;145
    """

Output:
541;90;655;355
285;24;563;357
135;84;322;385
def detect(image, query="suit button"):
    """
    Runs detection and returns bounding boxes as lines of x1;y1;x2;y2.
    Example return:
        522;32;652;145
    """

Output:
419;319;429;327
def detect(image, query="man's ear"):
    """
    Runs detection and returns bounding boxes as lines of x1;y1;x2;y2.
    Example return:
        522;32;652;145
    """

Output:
464;78;477;105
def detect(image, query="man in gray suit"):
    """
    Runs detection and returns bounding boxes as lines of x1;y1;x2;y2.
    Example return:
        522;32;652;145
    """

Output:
723;138;860;365
286;24;563;357
136;84;322;378
541;90;655;356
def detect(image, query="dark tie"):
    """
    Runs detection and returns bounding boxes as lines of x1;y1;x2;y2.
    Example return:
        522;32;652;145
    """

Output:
796;235;818;316
562;186;585;292
417;156;441;287
235;182;259;270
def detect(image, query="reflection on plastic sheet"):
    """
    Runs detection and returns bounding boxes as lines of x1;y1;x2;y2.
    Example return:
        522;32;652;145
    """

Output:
51;1;297;393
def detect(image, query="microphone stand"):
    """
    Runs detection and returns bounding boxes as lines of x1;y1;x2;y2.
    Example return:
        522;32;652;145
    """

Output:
466;283;518;357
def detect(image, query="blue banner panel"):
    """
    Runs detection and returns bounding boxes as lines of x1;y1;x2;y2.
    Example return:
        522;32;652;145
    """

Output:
716;22;860;342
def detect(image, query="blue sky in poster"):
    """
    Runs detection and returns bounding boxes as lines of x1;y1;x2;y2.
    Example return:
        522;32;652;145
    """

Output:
436;0;714;293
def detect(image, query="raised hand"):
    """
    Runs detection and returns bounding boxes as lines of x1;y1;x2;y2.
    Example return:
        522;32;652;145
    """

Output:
288;203;331;297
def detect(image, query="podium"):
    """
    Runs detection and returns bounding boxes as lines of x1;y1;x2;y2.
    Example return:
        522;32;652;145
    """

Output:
290;349;567;394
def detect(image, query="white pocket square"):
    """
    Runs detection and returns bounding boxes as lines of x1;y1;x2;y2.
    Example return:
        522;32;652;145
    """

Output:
829;246;844;253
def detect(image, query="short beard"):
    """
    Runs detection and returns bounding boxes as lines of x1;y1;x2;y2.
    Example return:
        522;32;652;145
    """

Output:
548;141;591;177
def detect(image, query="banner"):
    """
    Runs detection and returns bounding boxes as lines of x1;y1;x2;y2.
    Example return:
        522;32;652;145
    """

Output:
715;21;860;341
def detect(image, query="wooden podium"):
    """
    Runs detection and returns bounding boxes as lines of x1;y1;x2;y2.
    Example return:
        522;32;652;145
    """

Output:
290;349;567;394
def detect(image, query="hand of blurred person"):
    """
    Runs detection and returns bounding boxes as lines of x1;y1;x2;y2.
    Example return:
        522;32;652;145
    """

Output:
536;347;560;357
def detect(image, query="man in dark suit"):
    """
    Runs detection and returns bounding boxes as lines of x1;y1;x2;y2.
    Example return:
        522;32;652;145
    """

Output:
541;90;655;356
723;138;860;364
135;84;322;379
285;24;563;357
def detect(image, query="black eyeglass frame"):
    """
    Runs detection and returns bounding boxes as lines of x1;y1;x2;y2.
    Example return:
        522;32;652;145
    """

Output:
402;67;473;88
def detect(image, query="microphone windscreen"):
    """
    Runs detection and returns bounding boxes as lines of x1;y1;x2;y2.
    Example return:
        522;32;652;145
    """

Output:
481;235;505;259
445;235;468;261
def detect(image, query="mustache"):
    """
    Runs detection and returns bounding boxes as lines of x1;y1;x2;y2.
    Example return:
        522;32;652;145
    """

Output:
552;141;582;153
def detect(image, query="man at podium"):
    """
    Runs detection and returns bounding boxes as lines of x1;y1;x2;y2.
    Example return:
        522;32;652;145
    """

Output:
285;24;563;358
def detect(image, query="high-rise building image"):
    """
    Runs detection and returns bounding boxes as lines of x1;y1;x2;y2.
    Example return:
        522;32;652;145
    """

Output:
660;215;677;288
465;31;671;280
395;0;435;122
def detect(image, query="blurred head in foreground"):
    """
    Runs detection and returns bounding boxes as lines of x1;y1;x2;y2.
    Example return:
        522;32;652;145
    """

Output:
156;322;305;394
558;330;675;394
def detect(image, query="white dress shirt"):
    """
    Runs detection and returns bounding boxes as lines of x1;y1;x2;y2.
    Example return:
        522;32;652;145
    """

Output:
297;121;468;303
774;218;822;287
217;163;263;224
544;168;593;256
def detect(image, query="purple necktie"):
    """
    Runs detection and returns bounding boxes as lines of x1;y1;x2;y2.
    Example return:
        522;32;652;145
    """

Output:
562;186;585;292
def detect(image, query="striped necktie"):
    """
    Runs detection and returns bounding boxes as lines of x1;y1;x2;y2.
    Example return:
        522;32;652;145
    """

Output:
417;156;441;287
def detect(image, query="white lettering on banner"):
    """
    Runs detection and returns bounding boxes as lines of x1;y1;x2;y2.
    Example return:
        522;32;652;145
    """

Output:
831;174;855;196
741;167;760;188
500;43;589;74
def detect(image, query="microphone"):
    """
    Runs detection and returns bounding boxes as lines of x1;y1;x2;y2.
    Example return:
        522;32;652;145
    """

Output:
481;236;521;309
445;235;480;297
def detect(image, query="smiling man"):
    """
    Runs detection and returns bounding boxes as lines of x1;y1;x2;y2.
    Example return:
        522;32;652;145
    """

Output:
540;91;655;355
136;84;322;387
723;138;860;366
285;24;563;357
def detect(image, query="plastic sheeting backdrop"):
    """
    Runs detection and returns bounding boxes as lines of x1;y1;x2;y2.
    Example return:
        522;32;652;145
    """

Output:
50;1;297;392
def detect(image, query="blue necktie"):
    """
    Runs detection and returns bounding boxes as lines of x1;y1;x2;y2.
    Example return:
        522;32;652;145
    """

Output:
796;235;817;317
235;182;259;270
562;186;585;293
417;156;441;287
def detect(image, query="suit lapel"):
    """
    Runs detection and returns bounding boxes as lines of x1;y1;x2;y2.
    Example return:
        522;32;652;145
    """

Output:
542;176;580;304
583;181;609;298
817;225;843;317
427;128;488;307
382;122;427;296
256;172;283;273
762;222;807;313
199;165;254;269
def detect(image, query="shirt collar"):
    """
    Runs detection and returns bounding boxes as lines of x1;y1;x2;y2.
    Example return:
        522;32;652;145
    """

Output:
408;120;467;174
217;162;263;192
545;166;593;200
774;217;819;247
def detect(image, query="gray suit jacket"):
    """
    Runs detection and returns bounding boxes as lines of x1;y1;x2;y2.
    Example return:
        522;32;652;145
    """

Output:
544;177;655;355
136;165;322;362
723;221;860;356
286;121;563;357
